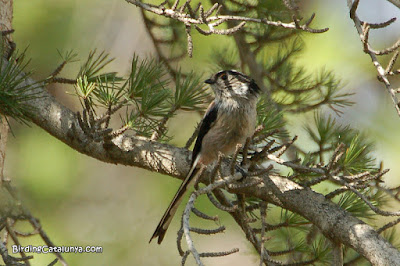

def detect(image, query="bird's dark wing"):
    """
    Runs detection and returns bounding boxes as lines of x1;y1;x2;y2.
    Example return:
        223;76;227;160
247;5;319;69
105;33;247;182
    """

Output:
191;101;219;166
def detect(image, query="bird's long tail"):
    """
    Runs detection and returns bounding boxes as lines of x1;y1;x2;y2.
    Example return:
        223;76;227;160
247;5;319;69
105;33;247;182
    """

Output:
149;163;200;244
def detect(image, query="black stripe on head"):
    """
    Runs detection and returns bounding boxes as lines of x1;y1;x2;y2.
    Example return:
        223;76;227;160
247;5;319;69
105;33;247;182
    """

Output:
215;70;228;80
249;79;261;95
228;70;260;95
215;70;232;92
227;70;250;83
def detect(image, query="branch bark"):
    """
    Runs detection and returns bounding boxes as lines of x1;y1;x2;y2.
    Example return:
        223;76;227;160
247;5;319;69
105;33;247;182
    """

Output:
387;0;400;9
0;0;11;183
8;62;400;264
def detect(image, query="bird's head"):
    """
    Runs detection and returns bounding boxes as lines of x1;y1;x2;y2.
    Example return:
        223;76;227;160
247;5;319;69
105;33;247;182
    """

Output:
205;70;260;101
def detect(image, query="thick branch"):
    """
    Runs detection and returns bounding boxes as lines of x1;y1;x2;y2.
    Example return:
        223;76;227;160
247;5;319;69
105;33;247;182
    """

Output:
387;0;400;9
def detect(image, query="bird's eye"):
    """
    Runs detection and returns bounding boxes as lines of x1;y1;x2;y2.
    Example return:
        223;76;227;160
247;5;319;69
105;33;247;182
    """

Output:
220;73;228;80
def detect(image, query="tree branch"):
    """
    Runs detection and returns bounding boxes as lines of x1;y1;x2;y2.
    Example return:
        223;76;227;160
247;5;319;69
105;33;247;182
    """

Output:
126;0;328;32
7;58;399;264
347;0;400;117
386;0;400;9
128;0;327;57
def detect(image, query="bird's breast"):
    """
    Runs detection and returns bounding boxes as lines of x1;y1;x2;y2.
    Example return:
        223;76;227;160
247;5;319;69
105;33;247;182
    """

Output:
199;102;257;165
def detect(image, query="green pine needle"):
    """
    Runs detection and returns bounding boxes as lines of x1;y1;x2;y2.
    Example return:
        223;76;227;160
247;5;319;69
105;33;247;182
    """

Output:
0;39;40;124
341;134;375;174
280;210;309;230
336;191;375;219
93;75;124;107
257;96;288;139
264;39;303;74
304;113;349;146
259;39;353;113
126;55;169;99
123;55;171;132
311;237;331;264
304;114;376;173
57;49;78;63
173;70;210;111
78;49;122;83
382;228;400;249
74;76;96;100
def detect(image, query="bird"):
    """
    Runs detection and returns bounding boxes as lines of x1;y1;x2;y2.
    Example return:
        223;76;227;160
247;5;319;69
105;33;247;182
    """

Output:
149;70;260;244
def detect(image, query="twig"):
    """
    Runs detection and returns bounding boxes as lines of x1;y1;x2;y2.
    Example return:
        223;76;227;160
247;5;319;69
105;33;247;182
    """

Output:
182;192;203;265
111;124;131;138
96;100;128;125
151;107;176;141
5;221;31;266
128;0;328;55
27;215;68;266
386;51;399;74
365;17;396;29
259;201;267;266
241;137;251;167
230;144;242;175
190;226;225;234
1;176;68;265
326;143;345;171
185;24;193;57
212;187;277;265
329;174;400;216
377;217;400;234
347;0;400;117
247;165;273;177
227;178;263;189
177;222;185;256
331;240;344;266
250;139;275;162
181;250;191;266
126;0;328;33
191;208;218;221
373;39;400;56
48;258;59;266
268;248;295;256
209;153;223;184
325;187;348;199
1;29;14;36
199;248;239;257
51;77;76;84
0;240;25;266
48;61;67;79
207;192;237;212
302;176;329;187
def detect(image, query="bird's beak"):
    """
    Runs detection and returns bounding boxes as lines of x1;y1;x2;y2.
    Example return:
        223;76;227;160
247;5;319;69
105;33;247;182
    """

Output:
204;78;215;84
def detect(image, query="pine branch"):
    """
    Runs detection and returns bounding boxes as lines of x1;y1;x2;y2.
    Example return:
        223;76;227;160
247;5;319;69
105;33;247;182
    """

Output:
347;0;400;118
8;65;398;263
127;0;327;57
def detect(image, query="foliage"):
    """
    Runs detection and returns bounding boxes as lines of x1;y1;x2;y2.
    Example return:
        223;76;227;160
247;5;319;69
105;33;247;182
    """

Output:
0;36;39;124
2;0;400;265
39;0;400;264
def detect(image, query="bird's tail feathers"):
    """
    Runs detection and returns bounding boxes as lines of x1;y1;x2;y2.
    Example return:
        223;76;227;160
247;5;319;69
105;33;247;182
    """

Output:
149;161;200;244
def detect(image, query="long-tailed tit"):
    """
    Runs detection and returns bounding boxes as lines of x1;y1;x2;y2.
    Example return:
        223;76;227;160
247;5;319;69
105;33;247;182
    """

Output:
150;70;260;244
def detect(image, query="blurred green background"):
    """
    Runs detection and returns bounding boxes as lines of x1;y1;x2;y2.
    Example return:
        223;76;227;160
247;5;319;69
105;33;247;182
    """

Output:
5;0;400;265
